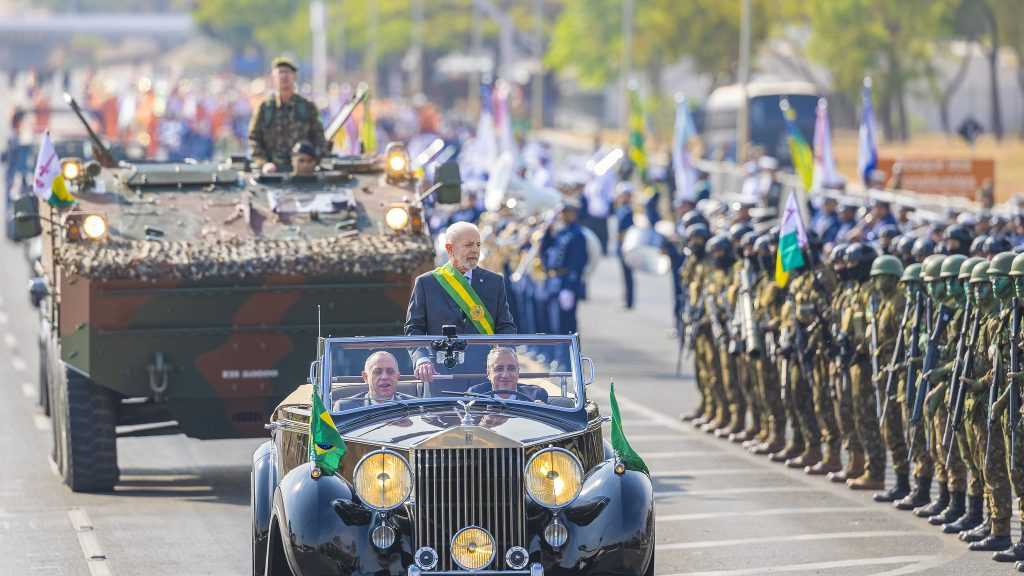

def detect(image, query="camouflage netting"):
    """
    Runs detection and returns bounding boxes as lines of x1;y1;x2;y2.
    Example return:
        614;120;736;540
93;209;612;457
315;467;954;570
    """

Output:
56;234;435;281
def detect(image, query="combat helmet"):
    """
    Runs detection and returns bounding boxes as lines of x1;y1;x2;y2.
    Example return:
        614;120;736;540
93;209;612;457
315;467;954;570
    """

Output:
684;223;710;242
921;254;946;282
943;224;973;256
970;235;989;257
901;262;922;283
870;255;903;277
681;210;708;229
729;223;753;244
939;254;967;279
984;236;1013;256
1009;253;1024;277
706;234;733;255
844;242;877;282
911;237;935;262
893;235;915;264
957;256;985;281
988;251;1015;277
970;261;990;284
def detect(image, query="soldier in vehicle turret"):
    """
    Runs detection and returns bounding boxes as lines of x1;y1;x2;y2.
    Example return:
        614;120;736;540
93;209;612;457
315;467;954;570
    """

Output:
248;56;327;174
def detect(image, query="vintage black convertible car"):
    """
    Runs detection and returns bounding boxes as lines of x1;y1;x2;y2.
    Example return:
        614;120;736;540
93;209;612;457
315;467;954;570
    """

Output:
251;332;655;576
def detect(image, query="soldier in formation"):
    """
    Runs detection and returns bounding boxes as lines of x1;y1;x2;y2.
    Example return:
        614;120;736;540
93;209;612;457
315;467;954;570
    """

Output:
677;200;1024;571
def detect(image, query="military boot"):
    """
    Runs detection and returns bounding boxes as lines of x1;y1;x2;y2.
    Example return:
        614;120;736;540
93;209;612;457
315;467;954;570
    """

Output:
873;473;910;503
714;411;744;438
769;439;805;463
786;444;822;469
916;485;951;518
828;451;865;484
941;494;983;533
895;476;932;511
680;406;704;422
959;512;992;542
968;517;1011;551
929;490;965;525
1015;559;1024;572
805;445;842;475
752;434;786;456
847;471;885;491
992;522;1024;562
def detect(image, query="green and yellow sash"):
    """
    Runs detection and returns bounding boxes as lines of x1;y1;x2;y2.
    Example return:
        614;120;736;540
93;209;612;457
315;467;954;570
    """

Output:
432;263;495;334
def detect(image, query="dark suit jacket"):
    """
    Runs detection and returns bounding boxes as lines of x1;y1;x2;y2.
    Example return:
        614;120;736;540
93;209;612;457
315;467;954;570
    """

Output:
405;266;517;336
467;382;549;403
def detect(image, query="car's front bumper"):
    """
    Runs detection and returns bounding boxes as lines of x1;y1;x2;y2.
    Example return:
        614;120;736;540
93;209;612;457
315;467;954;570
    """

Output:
407;564;543;576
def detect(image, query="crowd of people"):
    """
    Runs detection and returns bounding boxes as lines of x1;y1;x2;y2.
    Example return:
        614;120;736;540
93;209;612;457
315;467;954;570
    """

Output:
676;186;1024;572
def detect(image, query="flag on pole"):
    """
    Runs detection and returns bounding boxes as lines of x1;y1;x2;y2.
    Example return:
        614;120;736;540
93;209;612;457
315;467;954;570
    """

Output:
857;77;878;187
360;91;376;154
811;98;838;191
627;87;647;172
781;99;813;192
308;387;345;475
609;382;648;474
32;132;75;208
775;191;808;287
672;96;698;202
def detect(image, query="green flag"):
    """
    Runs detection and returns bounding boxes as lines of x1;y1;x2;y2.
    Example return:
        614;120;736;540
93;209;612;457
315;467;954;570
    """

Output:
609;383;648;474
309;388;345;475
627;88;647;172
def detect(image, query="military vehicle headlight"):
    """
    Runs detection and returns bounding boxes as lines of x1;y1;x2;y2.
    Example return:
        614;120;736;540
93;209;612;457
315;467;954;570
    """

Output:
451;526;496;571
61;158;82;182
385;142;411;180
385;205;411;231
81;215;108;240
353;450;412;511
525;448;583;509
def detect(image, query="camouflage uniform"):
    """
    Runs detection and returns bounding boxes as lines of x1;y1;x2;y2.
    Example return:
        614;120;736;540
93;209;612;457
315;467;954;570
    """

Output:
688;259;727;427
801;265;843;471
248;93;327;170
751;268;786;452
705;263;742;433
844;282;886;485
727;261;759;440
778;269;824;467
870;280;909;475
829;280;865;480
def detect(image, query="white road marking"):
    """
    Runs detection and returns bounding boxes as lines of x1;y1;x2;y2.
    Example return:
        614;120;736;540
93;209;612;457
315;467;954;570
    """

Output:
660;555;935;576
657;506;865;523
653;468;766;478
68;508;113;576
32;414;48;431
622;434;690;442
11;356;26;372
638;451;720;459
3;332;16;349
21;382;35;399
659;530;924;551
656;486;810;498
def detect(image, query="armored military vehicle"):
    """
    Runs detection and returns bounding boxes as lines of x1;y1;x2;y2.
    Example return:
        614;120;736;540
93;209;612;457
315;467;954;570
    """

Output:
12;93;462;492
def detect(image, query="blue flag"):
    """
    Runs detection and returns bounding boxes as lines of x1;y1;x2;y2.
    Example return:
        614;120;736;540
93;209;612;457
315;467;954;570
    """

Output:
857;77;878;187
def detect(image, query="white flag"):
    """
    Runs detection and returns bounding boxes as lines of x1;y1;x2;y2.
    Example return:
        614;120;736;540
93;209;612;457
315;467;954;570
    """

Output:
672;97;698;202
32;131;61;201
812;98;837;190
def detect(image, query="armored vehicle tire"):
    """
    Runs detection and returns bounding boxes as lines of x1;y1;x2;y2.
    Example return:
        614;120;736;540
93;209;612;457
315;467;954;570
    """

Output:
51;360;119;492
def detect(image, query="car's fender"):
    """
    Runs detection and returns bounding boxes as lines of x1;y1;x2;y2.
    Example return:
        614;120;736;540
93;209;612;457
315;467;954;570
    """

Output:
251;440;276;576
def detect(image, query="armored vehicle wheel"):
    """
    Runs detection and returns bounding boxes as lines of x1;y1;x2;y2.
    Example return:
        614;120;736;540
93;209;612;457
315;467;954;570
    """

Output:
51;360;119;492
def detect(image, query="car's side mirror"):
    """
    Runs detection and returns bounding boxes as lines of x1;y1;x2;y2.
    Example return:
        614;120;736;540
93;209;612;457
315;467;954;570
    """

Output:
308;360;320;386
433;160;462;205
12;196;42;241
581;357;595;386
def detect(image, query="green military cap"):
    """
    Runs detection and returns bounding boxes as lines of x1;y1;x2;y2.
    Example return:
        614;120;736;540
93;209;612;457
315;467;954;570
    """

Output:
1010;252;1024;277
957;256;985;281
939;254;966;279
870;255;903;277
271;55;298;72
988;251;1016;276
901;262;922;283
970;261;990;284
921;254;945;282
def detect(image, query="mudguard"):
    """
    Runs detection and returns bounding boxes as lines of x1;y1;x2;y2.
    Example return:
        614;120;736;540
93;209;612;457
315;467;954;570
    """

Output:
271;462;411;576
541;460;655;575
251;440;276;576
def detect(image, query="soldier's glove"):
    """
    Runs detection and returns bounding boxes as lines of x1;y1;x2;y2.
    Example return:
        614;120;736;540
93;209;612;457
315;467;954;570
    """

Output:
960;375;985;394
1008;370;1024;383
924;384;946;412
871;371;885;386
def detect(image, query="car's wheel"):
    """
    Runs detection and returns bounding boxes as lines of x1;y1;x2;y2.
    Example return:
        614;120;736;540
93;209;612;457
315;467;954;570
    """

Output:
264;520;294;576
52;360;119;492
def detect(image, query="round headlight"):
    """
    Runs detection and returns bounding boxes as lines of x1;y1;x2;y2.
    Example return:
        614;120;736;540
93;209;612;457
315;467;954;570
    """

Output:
385;206;410;231
451;526;495;571
525;448;583;509
387;153;408;174
353;450;412;511
81;215;107;240
62;160;81;181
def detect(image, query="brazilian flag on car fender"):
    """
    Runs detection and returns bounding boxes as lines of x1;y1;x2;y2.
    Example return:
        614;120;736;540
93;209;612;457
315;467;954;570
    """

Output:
309;388;345;475
609;383;649;474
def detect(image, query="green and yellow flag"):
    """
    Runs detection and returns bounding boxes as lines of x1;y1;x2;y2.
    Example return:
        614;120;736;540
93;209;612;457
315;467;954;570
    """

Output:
432;262;495;334
609;383;648;474
309;388;345;475
360;91;376;154
781;98;814;192
627;88;647;172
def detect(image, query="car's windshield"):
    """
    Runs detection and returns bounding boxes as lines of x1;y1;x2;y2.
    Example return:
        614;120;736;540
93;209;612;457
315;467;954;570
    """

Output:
324;336;582;413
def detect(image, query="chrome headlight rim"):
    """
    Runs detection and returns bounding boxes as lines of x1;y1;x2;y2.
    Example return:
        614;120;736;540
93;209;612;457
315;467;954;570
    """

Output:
353;448;414;512
450;525;496;571
524;446;584;510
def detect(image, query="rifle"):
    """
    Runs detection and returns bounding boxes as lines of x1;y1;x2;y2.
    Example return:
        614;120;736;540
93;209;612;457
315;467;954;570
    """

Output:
944;306;981;469
879;296;913;424
907;303;953;465
1011;301;1022;471
789;293;815;402
740;259;763;357
904;293;925;442
705;293;726;346
868;293;882;418
985;345;1004;469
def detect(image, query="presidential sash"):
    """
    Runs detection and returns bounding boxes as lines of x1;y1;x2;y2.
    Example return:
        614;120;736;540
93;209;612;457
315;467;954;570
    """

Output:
432;263;495;334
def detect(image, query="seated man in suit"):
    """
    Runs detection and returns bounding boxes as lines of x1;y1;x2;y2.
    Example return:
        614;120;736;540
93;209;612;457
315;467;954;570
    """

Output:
406;221;517;384
468;347;548;403
333;351;401;411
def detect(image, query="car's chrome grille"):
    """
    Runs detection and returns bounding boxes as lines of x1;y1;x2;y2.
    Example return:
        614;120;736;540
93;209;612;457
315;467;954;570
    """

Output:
413;447;525;572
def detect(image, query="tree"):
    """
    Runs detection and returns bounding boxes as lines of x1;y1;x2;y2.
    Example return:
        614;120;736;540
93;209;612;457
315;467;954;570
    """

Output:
991;0;1024;137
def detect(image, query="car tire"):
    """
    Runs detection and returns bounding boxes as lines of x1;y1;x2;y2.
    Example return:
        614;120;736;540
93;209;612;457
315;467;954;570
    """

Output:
52;359;119;492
